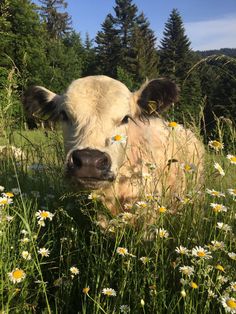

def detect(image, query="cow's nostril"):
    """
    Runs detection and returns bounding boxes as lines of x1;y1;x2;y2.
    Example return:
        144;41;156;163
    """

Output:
71;150;83;168
96;155;111;171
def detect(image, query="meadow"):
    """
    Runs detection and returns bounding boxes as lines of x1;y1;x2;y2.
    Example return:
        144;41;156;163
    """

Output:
0;118;236;314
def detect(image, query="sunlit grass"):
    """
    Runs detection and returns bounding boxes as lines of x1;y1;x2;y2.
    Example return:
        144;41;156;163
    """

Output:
0;126;235;314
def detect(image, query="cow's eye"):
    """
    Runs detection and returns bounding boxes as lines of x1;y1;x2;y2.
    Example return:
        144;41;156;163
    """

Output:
60;110;69;121
121;115;130;124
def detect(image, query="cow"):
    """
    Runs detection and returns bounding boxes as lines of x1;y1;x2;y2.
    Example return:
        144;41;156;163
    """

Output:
23;75;204;228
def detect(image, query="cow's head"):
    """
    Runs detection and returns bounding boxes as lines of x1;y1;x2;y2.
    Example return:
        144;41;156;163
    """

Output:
23;76;178;189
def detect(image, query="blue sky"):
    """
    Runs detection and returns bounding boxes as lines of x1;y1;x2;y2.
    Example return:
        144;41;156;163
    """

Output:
35;0;236;50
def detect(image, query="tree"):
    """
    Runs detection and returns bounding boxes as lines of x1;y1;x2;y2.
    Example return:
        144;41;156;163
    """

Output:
159;9;202;120
39;0;72;39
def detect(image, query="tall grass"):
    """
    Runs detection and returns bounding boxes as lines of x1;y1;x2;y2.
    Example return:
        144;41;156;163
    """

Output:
0;72;236;313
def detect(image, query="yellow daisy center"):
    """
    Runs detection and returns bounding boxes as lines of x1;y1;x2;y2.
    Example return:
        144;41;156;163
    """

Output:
212;141;222;147
215;264;224;272
168;121;178;128
184;164;191;171
229;156;236;163
213;205;222;212
232;284;236;290
5;192;14;197
12;269;24;279
212;191;219;196
114;135;122;141
40;211;49;218
0;199;8;205
226;299;236;309
197;251;206;257
118;248;127;255
190;282;198;289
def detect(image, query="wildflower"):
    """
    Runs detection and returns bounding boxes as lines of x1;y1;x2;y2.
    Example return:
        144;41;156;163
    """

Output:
117;247;128;256
20;237;30;244
221;296;236;313
21;251;32;260
4;192;14;198
228;189;236;197
192;246;212;259
11;188;21;195
120;305;130;313
21;229;28;235
168;121;178;128
208;140;224;151
83;287;90;294
210;240;225;251
208;289;217;298
230;282;236;292
217;222;232;232
179;266;195;276
136;201;148;209
35;210;54;221
102;288;116;296
139;256;151;264
88;192;100;201
210;203;227;213
70;266;79;276
175;245;189;255
190;282;198;289
214;162;225;176
180;289;187;298
156;228;169;238
227;154;236;165
142;173;152;181
0;196;13;206
111;134;127;144
157;206;167;213
6;215;14;222
0;185;5;192
37;220;46;227
140;299;145;307
206;189;225;197
38;248;50;257
119;212;134;223
180;163;196;173
228;252;236;261
215;264;225;272
8;268;26;283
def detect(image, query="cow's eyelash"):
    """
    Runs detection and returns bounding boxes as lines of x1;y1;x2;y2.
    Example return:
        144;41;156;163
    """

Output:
121;115;133;125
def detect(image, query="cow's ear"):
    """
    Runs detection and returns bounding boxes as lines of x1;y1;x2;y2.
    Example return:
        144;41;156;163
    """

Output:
23;86;64;121
134;79;179;117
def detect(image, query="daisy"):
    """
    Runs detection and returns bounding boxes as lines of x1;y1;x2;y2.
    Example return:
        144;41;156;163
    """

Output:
102;288;116;296
88;192;101;201
111;134;127;144
210;203;227;213
0;196;13;206
8;268;26;283
21;251;32;260
208;289;217;298
117;247;128;256
180;163;196;173
82;287;90;294
3;192;14;198
217;222;232;232
179;265;195;276
38;248;50;257
20;237;30;244
221;296;236;313
175;245;189;255
0;185;5;192
119;212;134;223
35;210;54;221
230;282;236;292
214;162;225;176
192;246;212;259
139;256;151;264
156;228;169;238
70;266;79;276
190;282;198;289
228;252;236;261
206;189;225;197
208;140;224;151
136;201;148;209
228;189;236;197
120;305;130;313
215;264;225;272
227;154;236;165
210;240;225;251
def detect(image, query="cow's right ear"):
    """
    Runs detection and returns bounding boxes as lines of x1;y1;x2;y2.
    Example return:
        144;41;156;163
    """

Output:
133;78;179;117
23;86;64;121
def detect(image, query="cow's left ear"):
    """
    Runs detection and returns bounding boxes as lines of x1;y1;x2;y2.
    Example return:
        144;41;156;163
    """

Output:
23;86;64;122
133;79;179;116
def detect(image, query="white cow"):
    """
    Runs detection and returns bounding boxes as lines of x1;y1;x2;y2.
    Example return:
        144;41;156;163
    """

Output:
24;75;204;227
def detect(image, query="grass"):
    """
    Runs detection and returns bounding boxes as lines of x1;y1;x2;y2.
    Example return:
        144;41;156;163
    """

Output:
0;126;236;314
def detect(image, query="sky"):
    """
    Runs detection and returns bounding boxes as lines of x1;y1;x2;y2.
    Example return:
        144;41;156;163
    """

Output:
37;0;236;51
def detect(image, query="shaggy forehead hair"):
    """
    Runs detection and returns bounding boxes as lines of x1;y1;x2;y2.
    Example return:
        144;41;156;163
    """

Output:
65;76;133;125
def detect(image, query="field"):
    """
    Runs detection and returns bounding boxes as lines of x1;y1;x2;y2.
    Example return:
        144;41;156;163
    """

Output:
0;125;236;314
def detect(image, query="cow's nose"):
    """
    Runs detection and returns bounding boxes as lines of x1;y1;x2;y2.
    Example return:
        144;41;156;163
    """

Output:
71;149;111;171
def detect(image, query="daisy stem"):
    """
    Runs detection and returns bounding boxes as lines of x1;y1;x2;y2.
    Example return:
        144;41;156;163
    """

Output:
86;293;108;314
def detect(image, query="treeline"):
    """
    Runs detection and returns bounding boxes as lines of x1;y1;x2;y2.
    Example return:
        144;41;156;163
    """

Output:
0;0;236;139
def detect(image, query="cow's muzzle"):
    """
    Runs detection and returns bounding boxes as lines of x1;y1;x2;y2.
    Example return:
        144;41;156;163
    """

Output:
66;148;115;188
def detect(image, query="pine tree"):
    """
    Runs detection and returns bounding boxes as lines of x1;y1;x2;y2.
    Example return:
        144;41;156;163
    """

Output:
39;0;72;39
95;14;120;77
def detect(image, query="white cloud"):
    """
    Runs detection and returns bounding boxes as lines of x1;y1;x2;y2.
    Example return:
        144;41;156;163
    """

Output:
185;15;236;51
